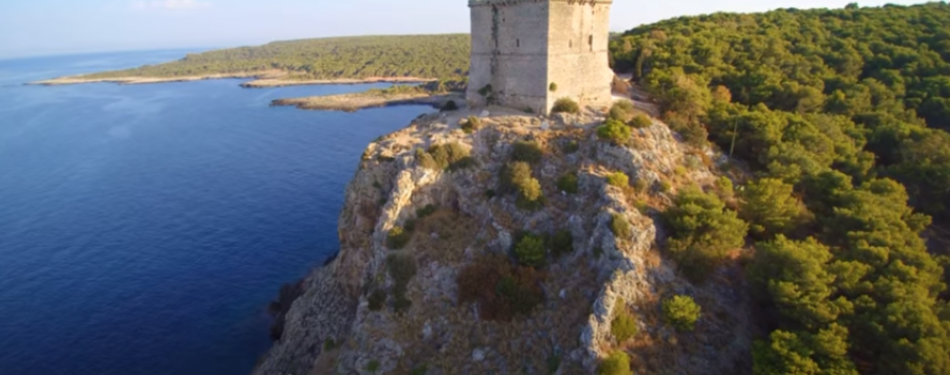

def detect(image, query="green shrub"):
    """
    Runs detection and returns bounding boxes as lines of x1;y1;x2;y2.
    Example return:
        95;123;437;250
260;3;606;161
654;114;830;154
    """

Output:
387;253;417;313
323;338;336;351
511;141;543;164
562;139;580;154
424;143;473;171
611;306;639;342
461;116;479;134
368;288;386;311
514;234;546;267
501;162;545;209
607;101;635;123
610;213;632;239
597;119;632;145
547;353;561;374
440;100;458;112
386;226;411;249
411;365;428;375
548;230;574;257
552;97;580;114
366;359;380;372
478;84;492;97
598;351;632;375
416;204;437;218
549;82;558;92
607;171;629;188
659;180;672;192
662;295;701;332
634;178;650;193
557;172;579;194
416;148;438;170
629;114;653;128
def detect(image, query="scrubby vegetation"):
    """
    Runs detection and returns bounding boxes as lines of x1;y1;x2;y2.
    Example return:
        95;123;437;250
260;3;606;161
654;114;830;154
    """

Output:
610;213;632;240
629;114;652;129
606;172;629;188
416;143;475;171
511;141;544;164
607;101;636;123
557;172;579;194
551;98;580;114
547;230;574;257
501;162;545;210
612;3;950;372
460;116;480;134
386;226;411;250
457;255;545;321
85;34;470;80
662;295;701;332
597;119;632;145
611;299;638;342
387;253;417;313
514;233;546;267
598;351;632;375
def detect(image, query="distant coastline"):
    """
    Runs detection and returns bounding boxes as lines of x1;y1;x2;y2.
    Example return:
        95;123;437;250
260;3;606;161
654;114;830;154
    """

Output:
29;73;435;88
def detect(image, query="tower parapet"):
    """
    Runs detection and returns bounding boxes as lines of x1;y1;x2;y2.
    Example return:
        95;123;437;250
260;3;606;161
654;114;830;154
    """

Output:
467;0;614;114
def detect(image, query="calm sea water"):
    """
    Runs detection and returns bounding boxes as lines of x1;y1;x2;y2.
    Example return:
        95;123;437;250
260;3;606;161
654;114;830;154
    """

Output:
0;50;433;375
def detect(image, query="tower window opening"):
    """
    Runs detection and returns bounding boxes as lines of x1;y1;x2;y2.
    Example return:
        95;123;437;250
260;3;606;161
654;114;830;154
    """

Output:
517;39;520;48
589;35;593;51
569;40;573;48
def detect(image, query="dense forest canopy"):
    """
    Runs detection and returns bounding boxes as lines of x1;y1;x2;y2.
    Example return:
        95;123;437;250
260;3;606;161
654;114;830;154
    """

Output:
610;2;950;374
85;34;471;80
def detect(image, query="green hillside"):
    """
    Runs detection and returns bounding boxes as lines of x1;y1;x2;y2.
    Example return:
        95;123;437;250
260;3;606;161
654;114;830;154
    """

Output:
610;3;950;375
85;34;471;80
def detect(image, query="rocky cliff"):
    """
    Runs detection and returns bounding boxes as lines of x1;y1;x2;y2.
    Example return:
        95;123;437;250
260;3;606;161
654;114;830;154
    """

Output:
252;106;755;375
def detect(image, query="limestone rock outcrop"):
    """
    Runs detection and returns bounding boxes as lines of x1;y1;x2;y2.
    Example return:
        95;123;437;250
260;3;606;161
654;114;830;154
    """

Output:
252;106;754;375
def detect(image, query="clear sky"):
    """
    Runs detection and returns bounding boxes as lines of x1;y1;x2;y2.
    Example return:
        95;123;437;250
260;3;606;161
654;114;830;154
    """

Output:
0;0;935;59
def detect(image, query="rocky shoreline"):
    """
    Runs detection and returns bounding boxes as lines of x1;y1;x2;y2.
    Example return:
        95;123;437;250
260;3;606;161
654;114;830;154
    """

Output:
271;92;463;112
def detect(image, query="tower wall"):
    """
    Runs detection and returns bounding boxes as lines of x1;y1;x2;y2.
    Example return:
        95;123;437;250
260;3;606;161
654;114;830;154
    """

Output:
467;0;613;114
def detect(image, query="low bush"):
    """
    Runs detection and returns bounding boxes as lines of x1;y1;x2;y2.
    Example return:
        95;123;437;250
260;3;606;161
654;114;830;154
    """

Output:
598;351;632;375
629;114;653;128
386;226;411;249
557;172;579;194
461;116;479;134
597;119;632;145
562;139;580;154
633;178;650;193
548;230;574;257
511;141;543;164
368;288;386;311
514;233;546;267
549;82;558;92
411;365;428;375
416;204;437;218
607;101;635;123
387;253;417;313
323;337;336;351
607;171;629;188
611;301;638;342
552;97;580;114
457;255;545;321
662;295;701;332
366;359;380;372
420;143;474;171
610;213;632;239
501;162;545;209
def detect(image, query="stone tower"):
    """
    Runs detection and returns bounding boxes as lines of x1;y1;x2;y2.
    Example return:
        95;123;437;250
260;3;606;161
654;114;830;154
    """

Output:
466;0;614;115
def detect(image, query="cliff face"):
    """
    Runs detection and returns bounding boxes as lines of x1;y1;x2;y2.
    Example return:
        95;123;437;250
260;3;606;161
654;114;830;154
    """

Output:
253;107;755;375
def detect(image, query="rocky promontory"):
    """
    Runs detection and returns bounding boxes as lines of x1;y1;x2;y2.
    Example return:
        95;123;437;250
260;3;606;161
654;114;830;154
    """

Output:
253;105;755;375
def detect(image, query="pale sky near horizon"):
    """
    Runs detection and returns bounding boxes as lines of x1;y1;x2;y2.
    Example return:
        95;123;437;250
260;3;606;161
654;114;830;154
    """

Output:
0;0;937;59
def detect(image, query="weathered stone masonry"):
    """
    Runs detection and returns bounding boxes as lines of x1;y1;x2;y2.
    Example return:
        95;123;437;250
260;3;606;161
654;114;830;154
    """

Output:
466;0;614;114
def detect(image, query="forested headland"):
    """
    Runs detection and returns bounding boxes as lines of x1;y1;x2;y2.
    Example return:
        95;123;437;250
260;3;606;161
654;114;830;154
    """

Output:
610;2;950;374
82;34;471;81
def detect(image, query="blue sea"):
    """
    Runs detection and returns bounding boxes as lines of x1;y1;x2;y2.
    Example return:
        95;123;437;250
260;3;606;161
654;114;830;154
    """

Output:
0;50;433;375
